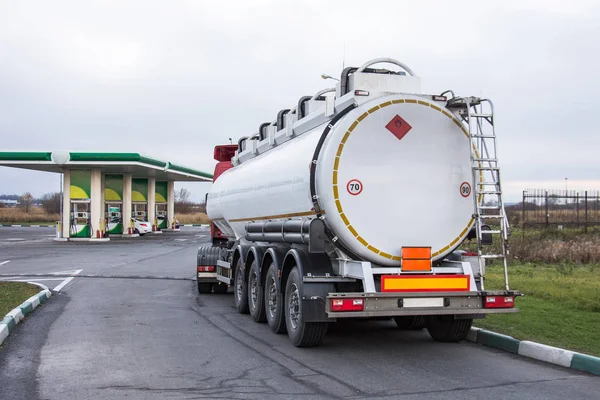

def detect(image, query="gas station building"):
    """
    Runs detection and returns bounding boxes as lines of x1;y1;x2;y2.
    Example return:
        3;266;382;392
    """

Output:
0;152;212;239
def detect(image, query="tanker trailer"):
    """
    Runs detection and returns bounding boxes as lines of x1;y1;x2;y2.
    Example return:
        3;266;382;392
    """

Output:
197;58;520;347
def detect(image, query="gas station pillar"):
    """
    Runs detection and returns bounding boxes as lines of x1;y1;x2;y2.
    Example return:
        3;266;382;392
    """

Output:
148;177;156;229
123;174;132;232
90;169;103;237
61;169;71;239
167;181;175;229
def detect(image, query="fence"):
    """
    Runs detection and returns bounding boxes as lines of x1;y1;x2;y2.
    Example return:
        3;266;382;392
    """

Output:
516;189;600;230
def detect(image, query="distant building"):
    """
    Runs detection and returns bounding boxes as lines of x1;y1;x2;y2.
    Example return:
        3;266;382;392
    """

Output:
0;199;18;207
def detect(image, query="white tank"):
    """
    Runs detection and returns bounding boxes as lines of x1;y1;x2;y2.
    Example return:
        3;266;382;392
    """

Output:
207;61;475;267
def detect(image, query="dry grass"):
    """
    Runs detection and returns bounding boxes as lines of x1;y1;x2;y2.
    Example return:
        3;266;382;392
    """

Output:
0;207;59;224
175;212;210;225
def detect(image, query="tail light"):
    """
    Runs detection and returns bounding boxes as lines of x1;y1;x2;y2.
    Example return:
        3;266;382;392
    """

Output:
330;298;364;312
484;295;514;308
197;266;215;272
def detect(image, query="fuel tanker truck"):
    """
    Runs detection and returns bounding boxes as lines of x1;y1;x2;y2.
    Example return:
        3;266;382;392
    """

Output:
197;58;519;347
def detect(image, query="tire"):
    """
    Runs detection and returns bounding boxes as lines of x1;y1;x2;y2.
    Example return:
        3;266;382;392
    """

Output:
248;260;266;322
426;315;473;342
213;282;228;294
284;267;328;347
197;282;212;294
134;228;140;234
264;263;286;334
394;316;426;330
234;258;249;314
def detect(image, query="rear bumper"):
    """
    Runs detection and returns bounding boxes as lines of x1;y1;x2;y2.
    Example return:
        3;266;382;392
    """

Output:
326;291;520;319
197;272;217;282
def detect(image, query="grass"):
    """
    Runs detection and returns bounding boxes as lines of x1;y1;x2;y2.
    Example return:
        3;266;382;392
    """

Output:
0;207;59;224
175;213;210;224
476;262;600;357
0;207;210;225
0;282;40;317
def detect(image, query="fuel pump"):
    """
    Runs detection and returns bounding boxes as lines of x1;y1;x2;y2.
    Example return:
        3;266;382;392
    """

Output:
155;203;167;230
105;203;123;234
70;201;91;238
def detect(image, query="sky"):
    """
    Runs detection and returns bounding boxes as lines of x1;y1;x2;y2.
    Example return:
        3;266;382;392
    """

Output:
0;0;599;202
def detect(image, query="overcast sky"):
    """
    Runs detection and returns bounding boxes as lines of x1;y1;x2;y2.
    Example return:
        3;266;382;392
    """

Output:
1;0;599;202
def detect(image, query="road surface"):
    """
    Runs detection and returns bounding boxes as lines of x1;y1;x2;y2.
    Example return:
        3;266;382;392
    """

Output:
0;226;598;399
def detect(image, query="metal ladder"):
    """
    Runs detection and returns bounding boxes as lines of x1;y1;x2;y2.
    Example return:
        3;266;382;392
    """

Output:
445;95;510;291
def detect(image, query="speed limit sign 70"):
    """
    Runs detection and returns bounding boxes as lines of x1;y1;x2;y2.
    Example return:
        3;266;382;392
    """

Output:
347;179;363;196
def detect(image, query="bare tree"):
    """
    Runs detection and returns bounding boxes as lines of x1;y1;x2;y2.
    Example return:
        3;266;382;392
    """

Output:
40;192;61;214
18;192;34;213
175;188;192;213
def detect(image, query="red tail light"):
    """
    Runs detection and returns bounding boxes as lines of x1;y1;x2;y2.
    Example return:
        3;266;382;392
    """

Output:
484;295;514;308
197;266;215;272
330;298;364;312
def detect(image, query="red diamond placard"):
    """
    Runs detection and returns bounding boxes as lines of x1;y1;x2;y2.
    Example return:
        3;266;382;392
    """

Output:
385;114;412;141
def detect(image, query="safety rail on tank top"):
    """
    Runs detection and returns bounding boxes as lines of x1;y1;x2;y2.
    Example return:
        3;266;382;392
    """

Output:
445;94;510;291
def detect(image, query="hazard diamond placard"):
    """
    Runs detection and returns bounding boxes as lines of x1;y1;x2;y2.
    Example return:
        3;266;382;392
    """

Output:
385;114;412;141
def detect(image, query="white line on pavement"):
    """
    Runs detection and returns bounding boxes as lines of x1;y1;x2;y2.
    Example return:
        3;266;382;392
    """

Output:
0;260;10;266
53;269;83;292
174;238;188;242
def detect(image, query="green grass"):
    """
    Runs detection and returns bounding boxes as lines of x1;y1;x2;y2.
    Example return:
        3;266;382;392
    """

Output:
477;262;600;357
0;282;40;317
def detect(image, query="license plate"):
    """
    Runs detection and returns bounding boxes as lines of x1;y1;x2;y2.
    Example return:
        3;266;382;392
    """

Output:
401;298;444;308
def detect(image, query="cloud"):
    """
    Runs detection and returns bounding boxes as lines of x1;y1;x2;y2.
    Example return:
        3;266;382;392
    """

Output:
1;0;599;202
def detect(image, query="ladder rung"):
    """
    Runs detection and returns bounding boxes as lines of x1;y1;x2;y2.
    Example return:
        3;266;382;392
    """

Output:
473;158;498;162
473;166;500;171
477;190;502;195
478;205;501;209
480;215;504;219
480;230;502;234
470;113;493;118
471;134;496;138
480;254;505;259
476;181;499;185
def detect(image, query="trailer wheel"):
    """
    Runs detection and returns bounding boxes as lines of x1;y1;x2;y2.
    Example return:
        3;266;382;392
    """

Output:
265;263;286;334
213;282;228;294
248;260;266;322
394;316;426;330
284;267;328;347
234;258;249;314
197;282;212;294
426;315;472;342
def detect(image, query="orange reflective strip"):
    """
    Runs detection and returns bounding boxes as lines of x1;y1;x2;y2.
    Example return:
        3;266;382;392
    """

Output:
381;275;470;292
402;247;431;259
401;259;432;271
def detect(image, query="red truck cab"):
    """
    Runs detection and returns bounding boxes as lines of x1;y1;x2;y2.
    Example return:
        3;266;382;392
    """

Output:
209;145;237;246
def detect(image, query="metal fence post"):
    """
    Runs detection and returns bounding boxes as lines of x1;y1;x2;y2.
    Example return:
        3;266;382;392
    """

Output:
585;191;588;232
521;190;525;230
545;190;549;229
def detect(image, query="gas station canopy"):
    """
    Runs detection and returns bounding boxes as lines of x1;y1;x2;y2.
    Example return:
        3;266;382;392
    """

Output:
0;151;213;240
0;151;213;182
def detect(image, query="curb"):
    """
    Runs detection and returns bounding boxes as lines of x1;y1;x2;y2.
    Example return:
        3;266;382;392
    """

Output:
0;282;53;347
467;327;600;376
1;224;54;228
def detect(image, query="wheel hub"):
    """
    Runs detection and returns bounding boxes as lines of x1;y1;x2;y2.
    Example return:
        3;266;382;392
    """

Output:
288;283;300;330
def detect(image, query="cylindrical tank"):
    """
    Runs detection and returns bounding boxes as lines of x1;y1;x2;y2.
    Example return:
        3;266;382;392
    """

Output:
207;93;475;266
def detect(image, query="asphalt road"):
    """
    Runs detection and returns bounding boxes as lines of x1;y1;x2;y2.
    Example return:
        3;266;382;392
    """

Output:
0;227;598;399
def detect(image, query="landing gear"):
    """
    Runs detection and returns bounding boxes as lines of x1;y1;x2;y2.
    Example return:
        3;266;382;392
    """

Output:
265;263;286;334
234;258;249;314
394;316;426;330
426;315;472;342
284;267;328;347
248;260;266;322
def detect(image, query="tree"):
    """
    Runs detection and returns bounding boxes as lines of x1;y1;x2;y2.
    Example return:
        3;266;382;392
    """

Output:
40;192;61;214
18;192;34;213
175;188;193;213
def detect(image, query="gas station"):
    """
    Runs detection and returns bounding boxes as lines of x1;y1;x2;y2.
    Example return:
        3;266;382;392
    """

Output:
0;152;212;240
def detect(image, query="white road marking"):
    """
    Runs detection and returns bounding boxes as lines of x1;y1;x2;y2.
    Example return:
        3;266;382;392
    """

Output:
0;260;10;266
4;238;25;241
174;238;188;242
53;269;83;292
